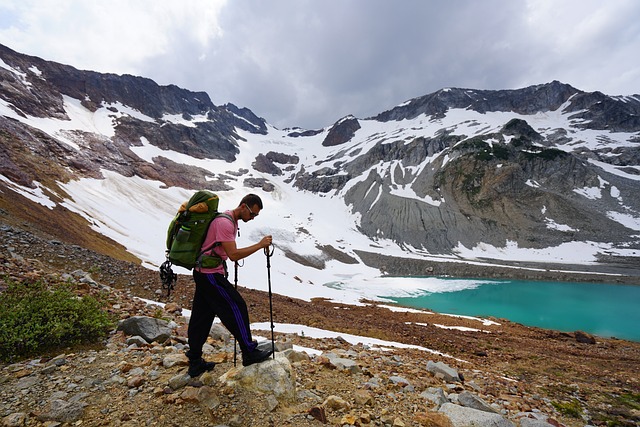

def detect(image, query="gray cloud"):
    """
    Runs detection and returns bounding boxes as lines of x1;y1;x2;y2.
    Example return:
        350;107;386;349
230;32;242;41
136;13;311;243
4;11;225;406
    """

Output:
2;0;639;129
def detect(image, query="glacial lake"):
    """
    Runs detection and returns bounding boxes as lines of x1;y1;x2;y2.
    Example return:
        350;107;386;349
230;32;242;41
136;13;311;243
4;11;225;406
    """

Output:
386;278;640;342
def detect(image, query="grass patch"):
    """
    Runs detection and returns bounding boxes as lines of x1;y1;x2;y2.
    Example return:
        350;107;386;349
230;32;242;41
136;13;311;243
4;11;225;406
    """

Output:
0;279;116;363
616;392;640;410
551;399;582;418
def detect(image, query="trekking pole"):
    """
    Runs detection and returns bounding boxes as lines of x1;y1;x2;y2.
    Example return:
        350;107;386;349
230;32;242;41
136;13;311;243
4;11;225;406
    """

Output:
264;245;276;359
233;260;239;367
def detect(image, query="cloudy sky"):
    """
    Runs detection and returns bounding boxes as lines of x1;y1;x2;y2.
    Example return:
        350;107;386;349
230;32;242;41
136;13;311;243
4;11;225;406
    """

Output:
1;0;639;129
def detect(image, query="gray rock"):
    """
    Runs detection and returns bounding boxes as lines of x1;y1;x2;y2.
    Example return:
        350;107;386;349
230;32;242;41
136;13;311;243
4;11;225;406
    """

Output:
323;395;350;411
117;316;171;343
79;274;98;287
125;335;149;346
420;387;448;408
439;402;515;427
128;367;145;377
427;360;461;382
325;352;361;374
107;374;126;385
389;375;411;386
265;395;279;412
193;386;221;411
282;348;310;363
297;389;322;403
519;418;557;427
209;323;231;342
275;338;294;352
574;330;596;344
48;354;67;366
458;391;498;413
168;373;191;390
15;376;39;390
148;369;161;381
162;353;188;368
219;354;296;401
2;412;27;427
202;343;215;354
439;403;515;427
35;400;87;424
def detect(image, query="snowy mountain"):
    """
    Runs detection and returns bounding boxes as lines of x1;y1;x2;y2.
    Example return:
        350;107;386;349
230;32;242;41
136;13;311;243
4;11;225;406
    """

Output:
1;43;639;302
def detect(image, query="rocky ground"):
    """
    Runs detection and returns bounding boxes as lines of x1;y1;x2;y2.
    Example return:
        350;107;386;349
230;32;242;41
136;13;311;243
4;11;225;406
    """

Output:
1;221;639;427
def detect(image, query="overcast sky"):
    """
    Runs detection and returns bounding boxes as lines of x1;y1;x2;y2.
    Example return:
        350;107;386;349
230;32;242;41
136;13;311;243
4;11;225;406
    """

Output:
1;0;639;129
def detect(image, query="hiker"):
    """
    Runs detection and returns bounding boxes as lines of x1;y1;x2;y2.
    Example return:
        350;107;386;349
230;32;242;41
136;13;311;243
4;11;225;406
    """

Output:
185;193;273;377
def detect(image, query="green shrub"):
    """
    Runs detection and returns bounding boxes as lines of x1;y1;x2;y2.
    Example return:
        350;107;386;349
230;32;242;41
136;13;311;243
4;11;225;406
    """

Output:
617;392;640;410
491;144;510;160
475;149;492;161
0;279;116;362
521;147;567;161
551;399;582;418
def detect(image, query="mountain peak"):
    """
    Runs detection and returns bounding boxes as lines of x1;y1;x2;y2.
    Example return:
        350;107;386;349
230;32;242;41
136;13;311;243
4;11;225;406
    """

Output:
372;81;584;122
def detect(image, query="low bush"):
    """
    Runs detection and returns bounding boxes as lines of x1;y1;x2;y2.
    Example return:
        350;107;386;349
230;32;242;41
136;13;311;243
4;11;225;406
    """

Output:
0;279;115;363
551;399;582;418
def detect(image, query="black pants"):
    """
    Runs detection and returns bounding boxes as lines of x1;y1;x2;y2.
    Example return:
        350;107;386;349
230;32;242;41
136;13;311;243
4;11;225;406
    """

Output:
186;271;257;360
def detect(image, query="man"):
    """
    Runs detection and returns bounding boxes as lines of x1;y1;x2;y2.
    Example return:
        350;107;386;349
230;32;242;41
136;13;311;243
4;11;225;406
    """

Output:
185;193;273;377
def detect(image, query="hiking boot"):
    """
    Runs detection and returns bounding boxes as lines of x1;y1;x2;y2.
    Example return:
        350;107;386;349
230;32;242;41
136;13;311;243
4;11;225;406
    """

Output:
242;348;273;367
188;358;215;377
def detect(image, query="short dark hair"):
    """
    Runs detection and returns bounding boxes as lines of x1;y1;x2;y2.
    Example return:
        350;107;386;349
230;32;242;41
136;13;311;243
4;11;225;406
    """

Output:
240;193;263;209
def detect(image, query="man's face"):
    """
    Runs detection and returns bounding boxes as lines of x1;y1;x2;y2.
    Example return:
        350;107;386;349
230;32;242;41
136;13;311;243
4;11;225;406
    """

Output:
243;203;260;222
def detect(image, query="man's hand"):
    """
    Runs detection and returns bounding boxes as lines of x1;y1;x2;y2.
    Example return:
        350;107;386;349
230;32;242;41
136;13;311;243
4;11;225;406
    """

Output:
260;235;273;248
222;235;273;261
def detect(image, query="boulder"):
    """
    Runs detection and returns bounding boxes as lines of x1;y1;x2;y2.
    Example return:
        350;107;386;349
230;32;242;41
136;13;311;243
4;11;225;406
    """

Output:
519;418;558;427
439;402;515;427
34;400;87;424
117;316;172;343
162;353;188;368
574;330;596;344
420;387;448;408
209;323;231;342
219;354;296;401
282;348;310;363
2;412;27;427
458;391;498;413
427;360;461;383
323;395;350;411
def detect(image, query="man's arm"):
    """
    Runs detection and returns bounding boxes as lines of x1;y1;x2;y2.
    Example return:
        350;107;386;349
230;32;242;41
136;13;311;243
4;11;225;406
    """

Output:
221;235;272;262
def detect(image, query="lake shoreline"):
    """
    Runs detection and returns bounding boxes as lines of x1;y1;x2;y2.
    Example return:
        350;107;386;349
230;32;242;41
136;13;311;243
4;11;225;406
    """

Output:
355;250;640;285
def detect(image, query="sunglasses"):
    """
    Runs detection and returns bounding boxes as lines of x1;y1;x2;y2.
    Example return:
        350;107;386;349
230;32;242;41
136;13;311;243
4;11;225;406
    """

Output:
244;203;259;218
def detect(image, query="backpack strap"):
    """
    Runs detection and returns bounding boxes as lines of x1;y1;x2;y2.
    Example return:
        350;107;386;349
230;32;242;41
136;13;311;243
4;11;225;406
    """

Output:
195;213;236;272
200;213;235;253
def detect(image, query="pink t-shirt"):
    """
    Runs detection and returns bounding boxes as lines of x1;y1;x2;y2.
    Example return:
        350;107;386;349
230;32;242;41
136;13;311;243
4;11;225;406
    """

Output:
198;210;237;274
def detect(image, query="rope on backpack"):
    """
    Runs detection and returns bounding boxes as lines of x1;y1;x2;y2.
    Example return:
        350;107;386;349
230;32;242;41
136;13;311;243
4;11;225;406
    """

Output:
159;259;177;297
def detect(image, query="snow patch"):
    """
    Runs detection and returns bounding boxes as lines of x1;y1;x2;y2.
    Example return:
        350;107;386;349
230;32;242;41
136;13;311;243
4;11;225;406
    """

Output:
0;176;57;208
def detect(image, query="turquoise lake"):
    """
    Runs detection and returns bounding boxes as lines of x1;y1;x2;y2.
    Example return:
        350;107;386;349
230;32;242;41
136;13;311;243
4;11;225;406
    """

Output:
387;278;640;342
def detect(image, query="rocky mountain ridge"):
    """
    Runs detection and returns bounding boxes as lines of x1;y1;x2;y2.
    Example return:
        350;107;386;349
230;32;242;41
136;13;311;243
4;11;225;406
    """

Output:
2;42;639;275
372;81;640;132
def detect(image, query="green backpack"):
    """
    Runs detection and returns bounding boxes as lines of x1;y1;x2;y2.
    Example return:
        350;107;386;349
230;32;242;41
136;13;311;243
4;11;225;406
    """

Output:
165;190;233;270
